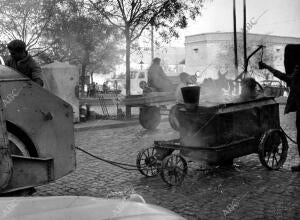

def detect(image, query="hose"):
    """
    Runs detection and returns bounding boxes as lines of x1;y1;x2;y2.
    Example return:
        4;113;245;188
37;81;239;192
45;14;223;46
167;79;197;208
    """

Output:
75;146;155;171
280;126;297;145
75;146;138;170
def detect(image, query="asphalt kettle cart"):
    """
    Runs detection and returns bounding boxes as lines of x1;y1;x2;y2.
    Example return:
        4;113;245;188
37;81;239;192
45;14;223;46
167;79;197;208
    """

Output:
136;97;288;186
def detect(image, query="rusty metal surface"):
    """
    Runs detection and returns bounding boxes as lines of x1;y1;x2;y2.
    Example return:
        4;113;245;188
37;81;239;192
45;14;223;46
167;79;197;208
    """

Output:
0;83;13;190
0;66;76;187
1;155;54;193
154;137;257;163
0;65;29;80
180;137;257;163
173;97;280;163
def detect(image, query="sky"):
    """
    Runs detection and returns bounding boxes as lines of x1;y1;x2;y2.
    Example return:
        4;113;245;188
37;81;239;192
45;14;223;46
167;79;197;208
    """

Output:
168;0;300;47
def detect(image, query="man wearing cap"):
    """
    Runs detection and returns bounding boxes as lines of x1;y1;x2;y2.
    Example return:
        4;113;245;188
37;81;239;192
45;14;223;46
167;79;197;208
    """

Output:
5;39;43;86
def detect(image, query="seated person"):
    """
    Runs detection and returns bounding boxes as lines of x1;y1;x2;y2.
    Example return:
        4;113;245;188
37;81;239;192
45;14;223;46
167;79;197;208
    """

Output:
5;39;43;86
147;57;174;92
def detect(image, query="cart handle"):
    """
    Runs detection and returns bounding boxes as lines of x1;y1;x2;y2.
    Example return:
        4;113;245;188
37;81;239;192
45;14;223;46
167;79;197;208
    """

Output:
235;45;265;81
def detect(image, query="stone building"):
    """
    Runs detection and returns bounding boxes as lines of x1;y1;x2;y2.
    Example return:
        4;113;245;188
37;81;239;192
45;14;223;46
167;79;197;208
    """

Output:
185;32;300;82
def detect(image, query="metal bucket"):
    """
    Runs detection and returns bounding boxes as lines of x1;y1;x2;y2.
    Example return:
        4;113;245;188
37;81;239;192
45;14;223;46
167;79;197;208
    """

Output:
181;86;200;110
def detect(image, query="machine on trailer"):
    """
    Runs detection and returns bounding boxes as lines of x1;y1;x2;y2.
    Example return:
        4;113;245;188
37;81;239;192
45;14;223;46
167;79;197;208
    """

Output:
136;97;288;186
0;63;76;194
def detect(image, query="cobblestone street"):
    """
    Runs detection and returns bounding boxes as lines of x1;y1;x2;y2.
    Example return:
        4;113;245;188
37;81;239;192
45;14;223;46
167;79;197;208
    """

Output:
35;105;300;220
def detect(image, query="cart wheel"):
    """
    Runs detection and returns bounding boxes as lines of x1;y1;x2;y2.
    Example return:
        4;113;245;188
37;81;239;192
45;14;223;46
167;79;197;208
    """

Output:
258;129;288;170
169;105;180;131
160;155;187;186
139;106;161;130
136;147;159;177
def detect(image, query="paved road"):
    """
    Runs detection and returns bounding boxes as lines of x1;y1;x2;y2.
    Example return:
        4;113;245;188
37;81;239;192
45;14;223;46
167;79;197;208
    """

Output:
35;106;300;220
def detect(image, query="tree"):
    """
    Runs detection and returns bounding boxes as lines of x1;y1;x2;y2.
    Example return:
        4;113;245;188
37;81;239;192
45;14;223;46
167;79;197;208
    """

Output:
217;33;275;81
43;0;123;93
0;0;57;55
88;0;206;116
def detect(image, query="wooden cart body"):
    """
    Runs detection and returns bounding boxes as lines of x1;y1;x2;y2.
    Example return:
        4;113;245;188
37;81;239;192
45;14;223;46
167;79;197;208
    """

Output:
122;92;175;107
122;92;176;129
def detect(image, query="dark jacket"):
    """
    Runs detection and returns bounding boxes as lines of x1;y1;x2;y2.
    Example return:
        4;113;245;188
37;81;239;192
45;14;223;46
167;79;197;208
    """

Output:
273;65;300;113
147;64;173;92
5;53;43;86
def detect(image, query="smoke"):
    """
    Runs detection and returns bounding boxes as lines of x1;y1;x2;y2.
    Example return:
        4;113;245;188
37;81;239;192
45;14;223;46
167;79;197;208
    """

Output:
198;75;239;104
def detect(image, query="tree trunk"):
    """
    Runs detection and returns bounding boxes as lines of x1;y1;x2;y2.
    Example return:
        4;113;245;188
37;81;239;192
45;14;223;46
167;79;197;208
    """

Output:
125;25;131;118
81;64;87;97
90;72;94;84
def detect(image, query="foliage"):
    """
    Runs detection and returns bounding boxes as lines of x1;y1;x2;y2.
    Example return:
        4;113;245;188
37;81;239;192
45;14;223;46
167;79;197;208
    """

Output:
89;0;205;42
88;0;206;103
217;34;276;80
42;0;124;78
0;0;56;54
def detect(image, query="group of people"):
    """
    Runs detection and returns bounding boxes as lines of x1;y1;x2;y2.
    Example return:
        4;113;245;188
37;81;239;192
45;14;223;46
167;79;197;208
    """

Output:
1;39;300;171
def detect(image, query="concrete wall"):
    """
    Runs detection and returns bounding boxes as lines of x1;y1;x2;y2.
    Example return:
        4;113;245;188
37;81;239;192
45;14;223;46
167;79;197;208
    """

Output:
185;32;300;82
42;61;79;122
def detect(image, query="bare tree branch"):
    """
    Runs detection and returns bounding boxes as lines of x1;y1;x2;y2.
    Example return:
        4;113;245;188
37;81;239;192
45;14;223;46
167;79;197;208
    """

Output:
117;0;127;21
88;0;124;30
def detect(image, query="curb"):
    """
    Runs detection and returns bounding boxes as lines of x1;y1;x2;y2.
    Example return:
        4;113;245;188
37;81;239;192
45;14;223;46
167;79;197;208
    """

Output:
74;116;169;132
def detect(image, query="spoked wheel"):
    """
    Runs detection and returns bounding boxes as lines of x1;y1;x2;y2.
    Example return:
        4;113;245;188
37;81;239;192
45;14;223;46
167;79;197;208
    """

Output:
139;106;161;130
169;105;180;131
160;154;187;186
258;129;288;170
136;147;159;177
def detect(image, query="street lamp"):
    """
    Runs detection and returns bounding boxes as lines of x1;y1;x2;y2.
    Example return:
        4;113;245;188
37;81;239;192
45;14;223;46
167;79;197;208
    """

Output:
139;60;144;70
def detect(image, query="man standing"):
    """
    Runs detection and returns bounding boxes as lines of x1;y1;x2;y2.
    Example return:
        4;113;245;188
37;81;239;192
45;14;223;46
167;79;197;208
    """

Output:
259;44;300;171
5;39;43;86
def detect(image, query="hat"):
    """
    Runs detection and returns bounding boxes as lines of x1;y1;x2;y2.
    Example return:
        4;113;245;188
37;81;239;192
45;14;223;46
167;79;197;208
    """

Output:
7;39;26;52
179;72;196;84
152;57;161;64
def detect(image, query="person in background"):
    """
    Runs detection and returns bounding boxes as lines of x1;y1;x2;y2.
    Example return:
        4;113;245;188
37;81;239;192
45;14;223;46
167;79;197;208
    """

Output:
5;39;43;86
147;57;174;92
259;44;300;172
102;82;108;94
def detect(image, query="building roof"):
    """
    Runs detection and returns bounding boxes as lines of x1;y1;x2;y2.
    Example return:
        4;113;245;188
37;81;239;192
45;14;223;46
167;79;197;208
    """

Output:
185;32;300;45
